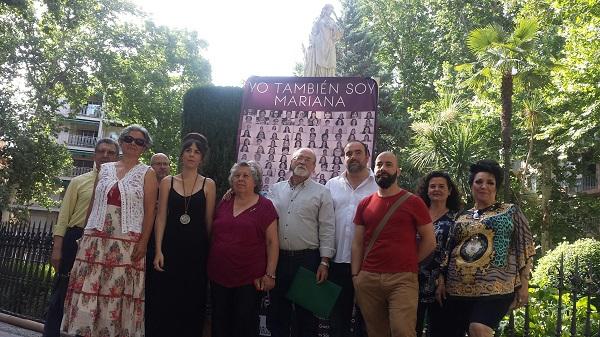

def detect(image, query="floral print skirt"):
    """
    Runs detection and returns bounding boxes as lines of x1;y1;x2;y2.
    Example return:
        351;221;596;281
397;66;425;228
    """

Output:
62;204;145;337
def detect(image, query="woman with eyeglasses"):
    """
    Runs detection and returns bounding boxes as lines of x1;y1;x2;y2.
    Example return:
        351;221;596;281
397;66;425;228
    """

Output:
436;160;536;337
151;133;216;337
415;171;462;337
62;125;158;337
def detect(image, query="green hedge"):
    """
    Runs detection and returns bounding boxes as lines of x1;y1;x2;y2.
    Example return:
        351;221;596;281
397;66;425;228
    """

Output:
531;238;600;289
182;86;243;198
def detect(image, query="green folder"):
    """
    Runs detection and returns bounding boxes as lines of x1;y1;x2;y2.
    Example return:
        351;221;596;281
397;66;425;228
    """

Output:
285;266;342;318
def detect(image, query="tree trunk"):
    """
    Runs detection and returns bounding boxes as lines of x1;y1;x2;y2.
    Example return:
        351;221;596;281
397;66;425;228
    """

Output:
500;72;513;202
540;160;552;253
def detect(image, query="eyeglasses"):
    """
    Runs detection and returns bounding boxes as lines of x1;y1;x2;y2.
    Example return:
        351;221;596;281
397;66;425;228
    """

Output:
122;135;146;147
293;155;314;164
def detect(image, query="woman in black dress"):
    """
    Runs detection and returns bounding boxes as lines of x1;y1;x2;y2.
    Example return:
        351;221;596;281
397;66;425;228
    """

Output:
151;133;217;337
415;171;462;337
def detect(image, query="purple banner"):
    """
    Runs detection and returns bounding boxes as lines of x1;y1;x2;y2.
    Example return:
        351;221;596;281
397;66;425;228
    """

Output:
238;77;378;192
243;77;378;112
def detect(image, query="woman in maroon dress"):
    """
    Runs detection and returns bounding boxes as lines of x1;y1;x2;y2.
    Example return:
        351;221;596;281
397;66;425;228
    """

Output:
208;161;279;337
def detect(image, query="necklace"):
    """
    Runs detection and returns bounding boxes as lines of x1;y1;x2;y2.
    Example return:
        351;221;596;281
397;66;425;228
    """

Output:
472;203;497;220
180;173;198;225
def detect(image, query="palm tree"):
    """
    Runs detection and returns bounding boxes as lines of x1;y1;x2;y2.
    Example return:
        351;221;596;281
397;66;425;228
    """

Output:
408;91;490;198
461;18;539;200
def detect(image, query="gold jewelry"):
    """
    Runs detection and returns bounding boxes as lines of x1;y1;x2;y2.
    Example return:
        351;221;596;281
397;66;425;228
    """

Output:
180;173;198;225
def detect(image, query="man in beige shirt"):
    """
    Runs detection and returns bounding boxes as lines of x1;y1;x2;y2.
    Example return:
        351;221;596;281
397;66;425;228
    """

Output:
43;138;119;337
267;148;335;337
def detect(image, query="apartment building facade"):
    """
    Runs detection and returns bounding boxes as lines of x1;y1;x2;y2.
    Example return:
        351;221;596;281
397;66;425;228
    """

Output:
26;99;124;224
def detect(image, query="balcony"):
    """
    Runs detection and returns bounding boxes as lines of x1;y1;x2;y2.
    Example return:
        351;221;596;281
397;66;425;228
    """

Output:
77;104;102;118
574;175;598;193
67;134;97;148
63;166;93;177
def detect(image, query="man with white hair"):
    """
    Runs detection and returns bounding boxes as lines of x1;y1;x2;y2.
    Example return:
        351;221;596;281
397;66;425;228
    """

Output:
267;147;336;337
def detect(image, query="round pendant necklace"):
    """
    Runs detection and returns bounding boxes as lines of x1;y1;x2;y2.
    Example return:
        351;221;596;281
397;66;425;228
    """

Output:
180;173;198;225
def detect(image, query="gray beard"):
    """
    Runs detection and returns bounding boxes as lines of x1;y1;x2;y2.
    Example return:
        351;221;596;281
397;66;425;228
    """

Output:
293;166;310;177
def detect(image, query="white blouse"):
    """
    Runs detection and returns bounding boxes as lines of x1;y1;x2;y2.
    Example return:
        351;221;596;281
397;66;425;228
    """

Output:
85;162;149;234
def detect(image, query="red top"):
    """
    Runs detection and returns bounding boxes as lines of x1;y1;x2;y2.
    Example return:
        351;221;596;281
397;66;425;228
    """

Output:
107;184;121;206
354;190;431;273
208;195;278;287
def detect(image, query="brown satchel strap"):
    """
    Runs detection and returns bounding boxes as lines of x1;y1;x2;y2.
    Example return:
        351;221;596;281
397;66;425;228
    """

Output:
363;191;413;262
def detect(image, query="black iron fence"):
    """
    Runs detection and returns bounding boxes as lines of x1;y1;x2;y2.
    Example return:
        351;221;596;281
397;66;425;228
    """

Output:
0;220;598;336
0;221;54;322
497;252;600;337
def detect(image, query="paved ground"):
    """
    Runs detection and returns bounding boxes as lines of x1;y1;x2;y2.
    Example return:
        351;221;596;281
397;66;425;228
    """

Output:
0;321;41;337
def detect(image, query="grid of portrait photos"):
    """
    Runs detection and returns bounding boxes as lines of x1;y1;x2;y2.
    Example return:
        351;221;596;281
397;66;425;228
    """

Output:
237;109;376;192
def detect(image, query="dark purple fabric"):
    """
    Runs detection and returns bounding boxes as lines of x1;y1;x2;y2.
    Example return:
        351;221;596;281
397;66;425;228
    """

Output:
208;195;278;287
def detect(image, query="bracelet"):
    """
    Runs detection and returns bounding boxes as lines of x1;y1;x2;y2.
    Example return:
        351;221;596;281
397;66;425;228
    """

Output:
351;273;358;277
265;273;276;279
320;261;329;268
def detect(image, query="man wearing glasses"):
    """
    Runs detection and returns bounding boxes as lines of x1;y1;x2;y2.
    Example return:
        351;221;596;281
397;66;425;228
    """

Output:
267;147;335;337
43;138;119;337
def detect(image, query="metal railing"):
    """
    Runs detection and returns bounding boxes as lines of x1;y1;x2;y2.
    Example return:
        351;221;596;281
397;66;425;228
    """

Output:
498;254;600;337
0;221;54;322
77;104;101;118
575;176;599;193
66;134;97;148
62;166;93;177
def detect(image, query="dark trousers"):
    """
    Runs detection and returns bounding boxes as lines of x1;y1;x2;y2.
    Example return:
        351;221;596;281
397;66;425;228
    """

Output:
328;262;364;337
42;227;83;337
416;301;444;337
211;282;260;337
144;232;155;334
271;249;320;337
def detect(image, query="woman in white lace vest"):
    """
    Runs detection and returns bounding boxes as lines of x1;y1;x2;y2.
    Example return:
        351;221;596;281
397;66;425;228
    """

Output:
62;125;158;337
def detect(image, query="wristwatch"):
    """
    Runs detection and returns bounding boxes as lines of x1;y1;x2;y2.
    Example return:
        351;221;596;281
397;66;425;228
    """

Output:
320;261;329;268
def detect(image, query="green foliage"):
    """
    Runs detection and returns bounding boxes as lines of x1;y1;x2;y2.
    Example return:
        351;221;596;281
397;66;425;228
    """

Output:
341;0;520;185
102;21;212;162
337;0;382;79
407;90;495;196
532;238;600;289
0;0;211;214
182;86;242;198
530;0;600;161
499;287;599;337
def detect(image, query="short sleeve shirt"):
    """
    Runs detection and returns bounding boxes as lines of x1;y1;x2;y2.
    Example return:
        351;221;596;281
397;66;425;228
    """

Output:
208;196;278;287
354;190;432;273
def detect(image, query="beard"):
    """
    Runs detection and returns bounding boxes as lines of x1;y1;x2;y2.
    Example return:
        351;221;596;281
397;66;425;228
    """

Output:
293;165;310;177
376;172;398;189
346;160;364;173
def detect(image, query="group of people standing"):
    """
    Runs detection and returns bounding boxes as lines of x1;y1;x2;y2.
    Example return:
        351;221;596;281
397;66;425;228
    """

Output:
44;123;535;337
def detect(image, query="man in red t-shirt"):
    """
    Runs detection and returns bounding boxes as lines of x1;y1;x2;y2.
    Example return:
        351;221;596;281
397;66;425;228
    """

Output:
351;151;436;337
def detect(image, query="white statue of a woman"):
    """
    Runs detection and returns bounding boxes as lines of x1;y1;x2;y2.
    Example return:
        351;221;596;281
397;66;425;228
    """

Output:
304;4;342;77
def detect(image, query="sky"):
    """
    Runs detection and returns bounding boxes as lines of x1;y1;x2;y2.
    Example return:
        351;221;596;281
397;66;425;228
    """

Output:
132;0;342;86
